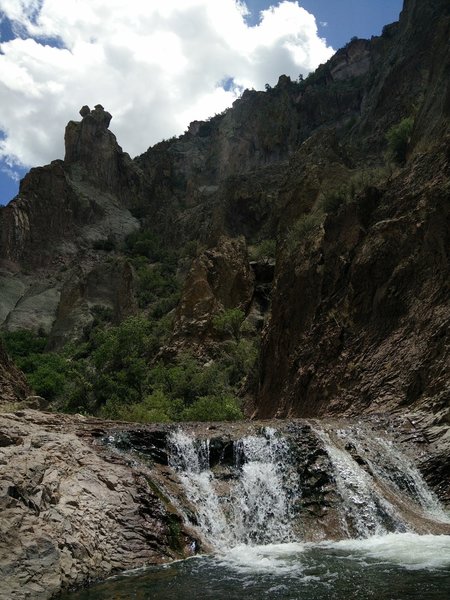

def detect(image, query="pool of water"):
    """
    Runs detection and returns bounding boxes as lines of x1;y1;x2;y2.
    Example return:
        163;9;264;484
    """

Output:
60;534;450;599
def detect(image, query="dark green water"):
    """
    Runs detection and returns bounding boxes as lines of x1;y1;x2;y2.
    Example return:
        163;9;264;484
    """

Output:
60;534;450;600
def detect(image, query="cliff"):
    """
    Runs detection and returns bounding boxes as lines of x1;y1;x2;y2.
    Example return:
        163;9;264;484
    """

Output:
0;0;448;421
1;2;450;598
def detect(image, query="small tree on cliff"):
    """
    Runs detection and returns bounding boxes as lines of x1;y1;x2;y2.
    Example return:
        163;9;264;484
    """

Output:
386;117;414;164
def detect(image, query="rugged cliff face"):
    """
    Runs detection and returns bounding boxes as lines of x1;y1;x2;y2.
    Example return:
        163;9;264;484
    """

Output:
0;2;449;598
255;0;450;418
0;0;448;421
0;105;141;343
0;411;200;600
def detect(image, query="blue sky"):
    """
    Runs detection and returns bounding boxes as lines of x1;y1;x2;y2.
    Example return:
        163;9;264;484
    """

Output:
245;1;402;48
0;0;403;205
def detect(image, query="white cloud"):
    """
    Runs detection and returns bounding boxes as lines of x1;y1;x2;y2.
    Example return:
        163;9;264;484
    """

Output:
0;0;334;169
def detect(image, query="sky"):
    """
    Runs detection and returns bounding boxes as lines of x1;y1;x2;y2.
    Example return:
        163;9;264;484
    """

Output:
0;0;403;205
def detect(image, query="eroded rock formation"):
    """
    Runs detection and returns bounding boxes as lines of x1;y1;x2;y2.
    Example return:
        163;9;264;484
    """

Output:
0;411;199;600
0;2;449;595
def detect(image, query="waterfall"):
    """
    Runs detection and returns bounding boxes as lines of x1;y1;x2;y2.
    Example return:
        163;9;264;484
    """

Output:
164;422;449;550
168;427;300;548
314;428;408;537
313;423;449;537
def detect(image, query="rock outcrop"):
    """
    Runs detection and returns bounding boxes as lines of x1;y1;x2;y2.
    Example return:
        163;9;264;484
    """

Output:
0;105;141;344
173;236;254;349
1;411;449;600
0;411;199;600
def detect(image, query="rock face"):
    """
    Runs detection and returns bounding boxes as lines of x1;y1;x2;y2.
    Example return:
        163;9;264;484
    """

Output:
1;411;449;600
173;236;254;348
0;411;199;600
256;144;450;418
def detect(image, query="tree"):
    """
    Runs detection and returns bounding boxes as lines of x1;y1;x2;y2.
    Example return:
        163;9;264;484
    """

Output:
386;117;414;164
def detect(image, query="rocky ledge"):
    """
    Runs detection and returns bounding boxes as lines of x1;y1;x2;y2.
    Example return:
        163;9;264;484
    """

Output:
0;410;199;600
1;409;449;599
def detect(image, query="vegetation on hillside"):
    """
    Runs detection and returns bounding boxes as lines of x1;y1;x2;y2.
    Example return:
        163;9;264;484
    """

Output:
386;117;414;164
1;315;254;422
1;228;262;423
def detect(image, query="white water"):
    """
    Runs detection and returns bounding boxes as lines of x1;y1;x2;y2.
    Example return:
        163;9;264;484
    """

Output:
217;533;450;574
66;426;450;599
314;425;449;537
167;424;449;553
340;428;449;522
168;427;300;547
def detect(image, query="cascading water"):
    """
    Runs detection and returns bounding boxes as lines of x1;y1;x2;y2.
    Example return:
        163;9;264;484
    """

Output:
339;428;449;522
167;422;449;551
167;430;230;545
314;429;405;537
313;424;449;538
66;421;450;599
232;429;300;544
168;427;300;548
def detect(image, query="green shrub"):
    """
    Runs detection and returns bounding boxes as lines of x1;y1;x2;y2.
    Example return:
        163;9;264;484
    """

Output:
180;394;243;422
321;188;348;214
286;212;322;251
147;354;227;406
25;354;68;400
219;339;258;386
2;329;47;359
124;230;178;265
212;308;245;340
151;292;181;319
386;117;414;164
2;330;69;400
101;390;183;423
135;264;179;308
249;239;276;263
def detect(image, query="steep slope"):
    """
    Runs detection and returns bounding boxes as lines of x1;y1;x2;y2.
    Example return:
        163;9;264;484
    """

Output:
255;0;450;418
0;0;447;425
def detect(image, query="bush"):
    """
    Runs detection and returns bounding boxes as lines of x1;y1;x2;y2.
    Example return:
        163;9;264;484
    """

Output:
135;263;179;308
24;353;68;400
2;329;47;359
386;117;414;164
212;308;245;340
249;239;276;263
321;189;348;214
125;230;178;266
180;394;243;422
147;354;227;406
101;390;183;423
218;339;258;387
286;212;322;251
2;330;69;400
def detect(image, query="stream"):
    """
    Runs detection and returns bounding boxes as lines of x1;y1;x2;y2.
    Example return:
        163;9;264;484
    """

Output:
60;423;450;599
